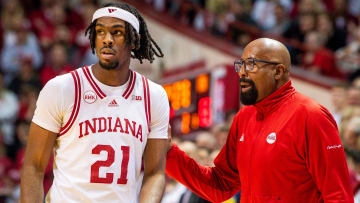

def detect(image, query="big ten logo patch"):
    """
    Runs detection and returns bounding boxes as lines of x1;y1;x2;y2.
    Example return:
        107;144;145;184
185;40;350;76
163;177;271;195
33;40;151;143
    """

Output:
84;90;97;104
132;95;142;101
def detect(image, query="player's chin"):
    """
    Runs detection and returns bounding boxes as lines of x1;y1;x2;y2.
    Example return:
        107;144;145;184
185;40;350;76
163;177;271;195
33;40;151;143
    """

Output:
99;60;119;70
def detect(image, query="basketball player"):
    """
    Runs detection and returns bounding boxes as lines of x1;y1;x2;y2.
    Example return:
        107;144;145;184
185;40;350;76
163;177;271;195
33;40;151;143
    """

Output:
21;2;169;203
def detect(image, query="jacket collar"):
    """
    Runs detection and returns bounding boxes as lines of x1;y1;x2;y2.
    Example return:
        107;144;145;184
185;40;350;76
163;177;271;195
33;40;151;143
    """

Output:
253;80;295;120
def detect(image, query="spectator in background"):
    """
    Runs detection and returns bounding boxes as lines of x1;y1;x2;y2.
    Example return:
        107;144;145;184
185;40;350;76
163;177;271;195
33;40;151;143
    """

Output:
167;0;182;17
206;0;229;36
227;0;257;47
303;31;342;78
266;2;291;35
8;58;42;95
17;86;39;123
0;133;15;202
333;0;354;34
193;8;207;32
290;0;325;17
348;0;360;18
0;71;19;146
1;0;25;32
54;24;82;66
195;131;216;151
331;82;349;126
283;12;316;64
28;0;57;48
336;26;360;77
353;77;360;88
339;86;360;137
76;3;99;66
343;116;360;151
317;12;347;52
252;0;285;31
40;42;74;86
252;0;292;30
212;124;229;150
347;86;360;106
29;1;82;49
1;15;43;84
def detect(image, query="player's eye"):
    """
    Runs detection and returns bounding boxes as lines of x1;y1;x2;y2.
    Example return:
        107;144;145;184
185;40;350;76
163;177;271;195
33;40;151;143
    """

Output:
112;30;124;36
96;29;104;34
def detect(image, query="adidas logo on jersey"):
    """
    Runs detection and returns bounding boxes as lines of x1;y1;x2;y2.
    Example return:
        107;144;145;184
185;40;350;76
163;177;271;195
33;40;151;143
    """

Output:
108;99;119;107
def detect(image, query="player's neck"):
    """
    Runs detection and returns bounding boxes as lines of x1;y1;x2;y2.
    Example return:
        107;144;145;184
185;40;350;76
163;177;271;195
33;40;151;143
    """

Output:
92;63;131;87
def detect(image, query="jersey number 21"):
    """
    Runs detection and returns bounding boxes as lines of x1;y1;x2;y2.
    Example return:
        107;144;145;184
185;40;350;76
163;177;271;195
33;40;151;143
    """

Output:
90;144;129;184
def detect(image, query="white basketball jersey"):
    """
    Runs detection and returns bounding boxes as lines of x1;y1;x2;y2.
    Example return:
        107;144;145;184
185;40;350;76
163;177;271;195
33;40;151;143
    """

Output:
34;66;168;203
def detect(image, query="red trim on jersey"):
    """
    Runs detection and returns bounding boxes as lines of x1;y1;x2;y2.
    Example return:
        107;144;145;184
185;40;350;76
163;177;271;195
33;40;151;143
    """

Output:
85;66;106;98
144;77;151;126
123;71;136;99
142;76;151;132
59;71;82;136
122;71;133;98
82;66;106;99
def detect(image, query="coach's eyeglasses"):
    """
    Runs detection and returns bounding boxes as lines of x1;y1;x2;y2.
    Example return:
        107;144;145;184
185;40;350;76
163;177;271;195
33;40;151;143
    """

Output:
234;58;280;73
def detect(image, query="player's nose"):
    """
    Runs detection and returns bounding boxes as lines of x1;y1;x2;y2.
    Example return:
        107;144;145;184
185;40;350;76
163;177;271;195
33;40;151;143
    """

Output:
103;32;114;46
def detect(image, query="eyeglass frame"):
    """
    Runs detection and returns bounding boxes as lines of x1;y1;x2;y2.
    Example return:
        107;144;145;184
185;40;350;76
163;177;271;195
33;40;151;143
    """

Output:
234;58;280;73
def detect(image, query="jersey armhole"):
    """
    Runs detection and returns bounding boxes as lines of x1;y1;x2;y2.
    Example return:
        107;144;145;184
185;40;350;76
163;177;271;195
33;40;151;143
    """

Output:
58;70;82;136
141;75;151;133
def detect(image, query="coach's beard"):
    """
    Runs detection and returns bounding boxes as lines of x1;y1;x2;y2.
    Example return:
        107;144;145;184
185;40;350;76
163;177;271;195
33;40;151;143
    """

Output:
240;79;258;105
99;60;119;70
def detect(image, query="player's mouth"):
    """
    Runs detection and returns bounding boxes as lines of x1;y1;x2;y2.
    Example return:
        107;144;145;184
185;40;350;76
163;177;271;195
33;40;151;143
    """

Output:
101;49;116;60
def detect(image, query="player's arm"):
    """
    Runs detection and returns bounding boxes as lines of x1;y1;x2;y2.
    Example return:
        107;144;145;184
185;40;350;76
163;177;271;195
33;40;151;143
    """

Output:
139;138;168;203
166;113;241;202
139;82;170;203
305;106;354;202
20;75;68;203
21;123;57;203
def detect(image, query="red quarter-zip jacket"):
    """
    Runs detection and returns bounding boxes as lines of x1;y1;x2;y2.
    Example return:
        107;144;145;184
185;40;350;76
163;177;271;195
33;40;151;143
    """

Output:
166;81;353;203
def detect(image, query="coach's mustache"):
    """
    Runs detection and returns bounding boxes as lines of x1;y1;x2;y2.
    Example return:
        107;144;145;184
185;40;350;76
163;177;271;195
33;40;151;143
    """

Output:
239;77;253;83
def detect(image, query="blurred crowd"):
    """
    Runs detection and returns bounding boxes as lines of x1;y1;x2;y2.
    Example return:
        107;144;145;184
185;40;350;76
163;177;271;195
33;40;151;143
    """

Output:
0;0;360;202
145;0;360;81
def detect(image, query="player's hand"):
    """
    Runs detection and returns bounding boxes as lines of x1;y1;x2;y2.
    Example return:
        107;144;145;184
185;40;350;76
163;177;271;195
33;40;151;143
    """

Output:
167;124;172;152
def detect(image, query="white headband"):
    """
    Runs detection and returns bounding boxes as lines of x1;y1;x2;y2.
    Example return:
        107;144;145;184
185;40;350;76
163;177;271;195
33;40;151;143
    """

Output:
92;7;140;33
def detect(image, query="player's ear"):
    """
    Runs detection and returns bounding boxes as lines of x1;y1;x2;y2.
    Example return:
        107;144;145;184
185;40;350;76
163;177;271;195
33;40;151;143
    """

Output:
131;34;141;50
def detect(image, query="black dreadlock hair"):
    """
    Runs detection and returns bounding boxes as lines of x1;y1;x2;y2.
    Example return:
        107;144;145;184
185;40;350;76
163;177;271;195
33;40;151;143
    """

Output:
85;1;164;64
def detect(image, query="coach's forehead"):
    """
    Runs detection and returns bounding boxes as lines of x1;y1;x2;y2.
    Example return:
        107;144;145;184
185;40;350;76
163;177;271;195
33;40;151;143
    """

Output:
242;38;291;67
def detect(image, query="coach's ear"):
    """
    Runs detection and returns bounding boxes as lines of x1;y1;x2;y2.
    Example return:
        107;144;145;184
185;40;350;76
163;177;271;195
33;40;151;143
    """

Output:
273;64;285;80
